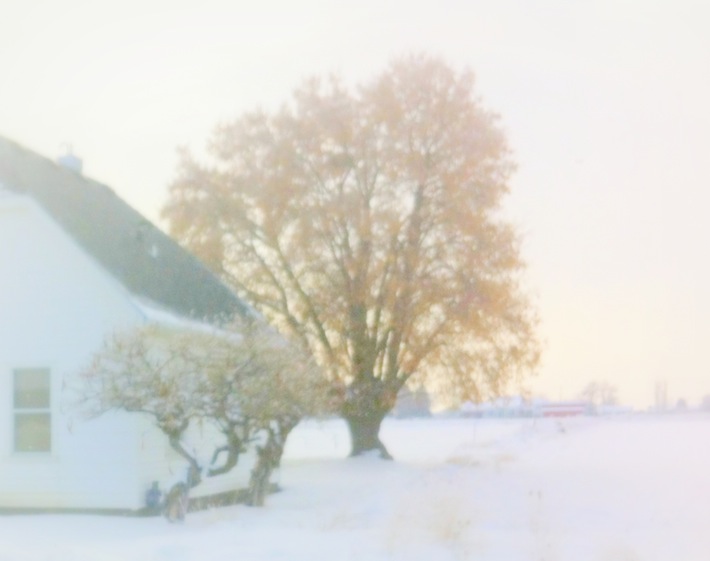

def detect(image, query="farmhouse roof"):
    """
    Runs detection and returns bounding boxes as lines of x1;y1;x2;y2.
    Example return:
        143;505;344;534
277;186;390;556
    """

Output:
0;135;247;321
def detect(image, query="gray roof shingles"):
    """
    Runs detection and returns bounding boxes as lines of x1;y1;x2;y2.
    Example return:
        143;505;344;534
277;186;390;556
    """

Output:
0;135;247;322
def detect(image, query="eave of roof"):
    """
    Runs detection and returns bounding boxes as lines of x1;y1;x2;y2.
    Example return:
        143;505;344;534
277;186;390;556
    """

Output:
0;135;248;322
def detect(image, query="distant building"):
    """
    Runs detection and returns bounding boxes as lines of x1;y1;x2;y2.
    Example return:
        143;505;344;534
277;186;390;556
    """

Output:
392;386;431;418
538;400;591;418
456;397;603;418
458;396;536;418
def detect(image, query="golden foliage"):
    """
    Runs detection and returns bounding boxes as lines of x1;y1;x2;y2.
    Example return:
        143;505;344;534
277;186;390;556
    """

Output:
163;54;539;406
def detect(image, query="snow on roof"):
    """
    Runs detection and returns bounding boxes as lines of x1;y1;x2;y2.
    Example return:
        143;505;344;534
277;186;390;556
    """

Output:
134;297;216;331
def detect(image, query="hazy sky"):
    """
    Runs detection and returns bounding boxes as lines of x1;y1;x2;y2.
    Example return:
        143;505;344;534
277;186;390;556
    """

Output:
2;0;709;408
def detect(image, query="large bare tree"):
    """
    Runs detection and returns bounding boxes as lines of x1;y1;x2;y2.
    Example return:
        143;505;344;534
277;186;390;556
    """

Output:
163;55;539;458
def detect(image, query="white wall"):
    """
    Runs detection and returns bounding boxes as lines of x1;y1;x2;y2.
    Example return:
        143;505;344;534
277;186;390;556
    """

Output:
0;194;256;510
0;195;147;509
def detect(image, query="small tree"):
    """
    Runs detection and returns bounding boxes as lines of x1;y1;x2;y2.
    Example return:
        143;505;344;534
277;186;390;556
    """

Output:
580;381;618;409
76;318;329;508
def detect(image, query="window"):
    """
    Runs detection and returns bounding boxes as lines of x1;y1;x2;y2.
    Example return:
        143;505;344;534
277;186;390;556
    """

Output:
13;368;51;452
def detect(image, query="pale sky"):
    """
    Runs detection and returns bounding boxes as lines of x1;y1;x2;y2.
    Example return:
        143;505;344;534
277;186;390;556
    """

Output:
2;0;709;408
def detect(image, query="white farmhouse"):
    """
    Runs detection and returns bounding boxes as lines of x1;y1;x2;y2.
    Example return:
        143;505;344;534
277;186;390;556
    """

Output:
0;136;253;513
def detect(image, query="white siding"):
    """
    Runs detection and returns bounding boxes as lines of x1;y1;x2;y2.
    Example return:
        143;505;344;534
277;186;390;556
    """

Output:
0;195;146;509
0;195;256;510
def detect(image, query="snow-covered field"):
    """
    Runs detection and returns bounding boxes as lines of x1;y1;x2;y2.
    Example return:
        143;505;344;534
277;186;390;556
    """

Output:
1;414;708;560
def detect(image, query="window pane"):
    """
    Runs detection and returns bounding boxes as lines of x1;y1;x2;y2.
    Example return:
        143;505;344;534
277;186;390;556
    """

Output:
14;369;50;408
15;413;51;452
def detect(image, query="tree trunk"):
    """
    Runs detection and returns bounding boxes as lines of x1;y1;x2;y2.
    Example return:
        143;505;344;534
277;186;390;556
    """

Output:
247;418;298;507
340;377;398;459
248;458;273;508
164;482;189;523
344;409;392;459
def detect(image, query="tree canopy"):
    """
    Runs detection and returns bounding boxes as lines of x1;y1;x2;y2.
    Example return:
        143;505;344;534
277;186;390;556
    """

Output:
163;55;539;457
76;319;329;505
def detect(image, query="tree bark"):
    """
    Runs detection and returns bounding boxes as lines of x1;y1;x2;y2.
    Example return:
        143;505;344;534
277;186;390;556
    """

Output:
207;425;245;477
343;409;392;459
340;377;398;459
247;418;299;506
167;429;202;488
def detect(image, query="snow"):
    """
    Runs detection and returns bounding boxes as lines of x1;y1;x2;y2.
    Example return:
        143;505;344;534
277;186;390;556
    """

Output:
130;297;231;336
1;414;709;560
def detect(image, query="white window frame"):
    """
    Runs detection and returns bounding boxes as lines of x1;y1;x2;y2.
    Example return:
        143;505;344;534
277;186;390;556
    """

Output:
13;368;52;453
